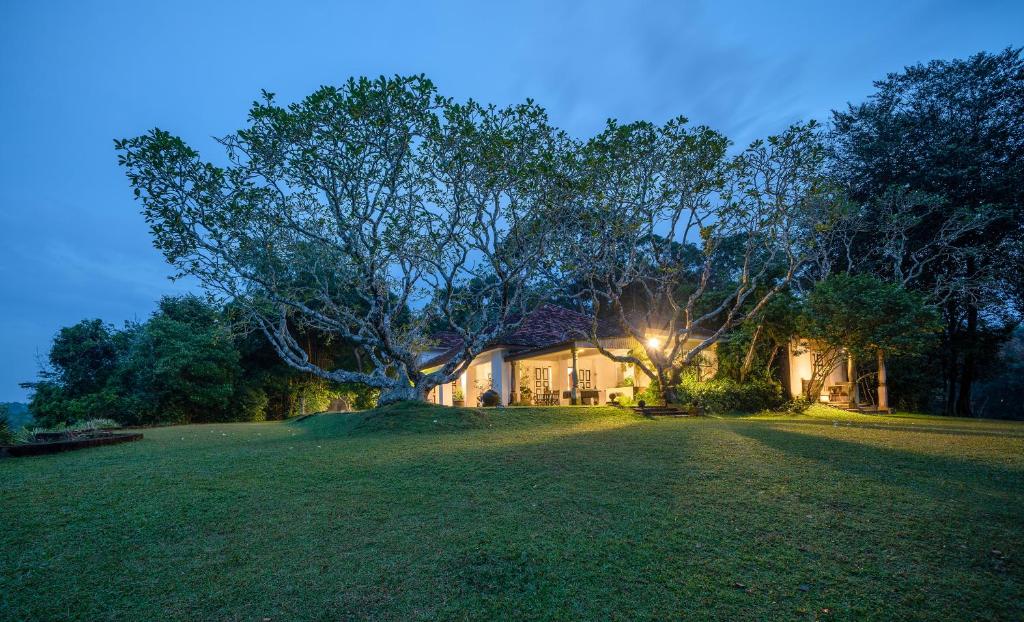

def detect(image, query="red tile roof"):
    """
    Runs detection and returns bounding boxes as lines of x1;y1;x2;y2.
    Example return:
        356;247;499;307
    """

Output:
422;304;713;367
497;304;592;347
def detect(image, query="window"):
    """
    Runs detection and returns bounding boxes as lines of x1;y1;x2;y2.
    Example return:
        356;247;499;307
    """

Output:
567;368;592;389
535;367;550;392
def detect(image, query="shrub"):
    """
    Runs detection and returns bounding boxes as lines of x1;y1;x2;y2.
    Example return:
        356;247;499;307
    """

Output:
674;377;783;414
780;397;813;414
233;386;269;421
633;381;663;407
0;415;13;445
68;418;120;431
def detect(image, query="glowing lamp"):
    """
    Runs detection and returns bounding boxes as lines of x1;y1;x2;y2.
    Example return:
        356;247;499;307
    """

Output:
646;337;661;349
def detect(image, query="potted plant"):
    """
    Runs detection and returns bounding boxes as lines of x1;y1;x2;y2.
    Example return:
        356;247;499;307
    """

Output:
481;389;500;407
452;387;465;407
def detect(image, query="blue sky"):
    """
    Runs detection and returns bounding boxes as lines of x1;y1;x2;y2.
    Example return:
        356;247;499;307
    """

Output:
1;0;1020;402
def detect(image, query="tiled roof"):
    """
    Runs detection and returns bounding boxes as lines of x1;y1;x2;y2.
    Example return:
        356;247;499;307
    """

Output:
421;305;592;368
496;304;592;347
422;304;714;368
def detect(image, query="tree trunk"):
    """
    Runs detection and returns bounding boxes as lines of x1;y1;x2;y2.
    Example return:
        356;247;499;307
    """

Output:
942;301;960;417
739;324;763;383
955;301;978;417
656;365;677;405
847;353;859;405
377;384;428;406
765;345;781;375
570;342;579;405
876;348;889;412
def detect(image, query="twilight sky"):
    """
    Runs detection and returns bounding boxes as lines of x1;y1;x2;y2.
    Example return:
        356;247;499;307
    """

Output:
0;0;1020;402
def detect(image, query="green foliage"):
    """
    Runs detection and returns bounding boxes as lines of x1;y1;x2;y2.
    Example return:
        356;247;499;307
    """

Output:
633;380;662;406
0;409;13;445
117;75;565;403
22;381;67;428
232;386;269;422
802;273;940;361
28;418;121;435
974;327;1024;420
831;48;1024;416
24;296;379;427
674;377;784;414
779;397;814;414
47;319;121;397
23;319;124;427
111;296;243;425
716;293;800;382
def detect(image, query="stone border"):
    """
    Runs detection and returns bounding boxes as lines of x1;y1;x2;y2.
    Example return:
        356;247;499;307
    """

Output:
0;433;143;458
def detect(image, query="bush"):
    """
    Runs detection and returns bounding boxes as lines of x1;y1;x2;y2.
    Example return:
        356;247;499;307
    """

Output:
233;386;269;422
0;415;14;445
67;418;120;431
779;397;813;414
674;377;783;414
633;381;663;407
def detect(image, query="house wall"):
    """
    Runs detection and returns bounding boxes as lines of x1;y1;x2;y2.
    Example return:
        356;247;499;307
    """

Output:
437;338;722;407
786;339;847;401
444;348;512;406
514;357;563;400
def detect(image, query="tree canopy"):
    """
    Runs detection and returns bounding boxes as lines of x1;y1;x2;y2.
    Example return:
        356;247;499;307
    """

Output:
118;75;570;404
104;58;1022;412
829;47;1024;415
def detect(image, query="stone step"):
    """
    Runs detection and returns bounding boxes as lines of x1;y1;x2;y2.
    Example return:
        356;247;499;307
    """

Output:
631;406;701;417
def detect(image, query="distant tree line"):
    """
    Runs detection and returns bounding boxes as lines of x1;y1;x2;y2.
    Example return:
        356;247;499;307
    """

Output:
22;296;377;428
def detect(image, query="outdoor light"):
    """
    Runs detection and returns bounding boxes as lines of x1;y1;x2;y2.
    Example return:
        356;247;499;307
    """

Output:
646;337;661;349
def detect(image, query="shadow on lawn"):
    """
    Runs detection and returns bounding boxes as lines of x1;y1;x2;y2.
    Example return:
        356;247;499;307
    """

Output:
742;416;1024;439
728;422;1024;500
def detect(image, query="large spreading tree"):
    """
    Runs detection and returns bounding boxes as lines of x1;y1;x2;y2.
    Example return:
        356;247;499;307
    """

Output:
557;118;836;403
118;76;569;404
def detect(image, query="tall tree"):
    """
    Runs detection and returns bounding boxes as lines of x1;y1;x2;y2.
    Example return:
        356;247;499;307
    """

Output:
800;273;940;408
21;319;125;426
113;296;244;425
831;48;1024;415
118;76;568;404
559;118;835;403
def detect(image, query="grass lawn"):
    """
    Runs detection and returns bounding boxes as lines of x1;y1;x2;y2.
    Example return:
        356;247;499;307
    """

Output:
2;404;1023;621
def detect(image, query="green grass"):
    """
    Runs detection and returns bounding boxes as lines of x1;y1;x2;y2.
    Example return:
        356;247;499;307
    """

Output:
2;404;1022;621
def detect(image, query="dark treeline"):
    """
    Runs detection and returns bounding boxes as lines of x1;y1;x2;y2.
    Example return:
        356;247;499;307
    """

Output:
700;48;1024;419
827;48;1023;416
22;296;378;428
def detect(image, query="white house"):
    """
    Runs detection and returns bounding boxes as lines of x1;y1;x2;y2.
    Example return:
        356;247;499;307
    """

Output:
420;304;717;407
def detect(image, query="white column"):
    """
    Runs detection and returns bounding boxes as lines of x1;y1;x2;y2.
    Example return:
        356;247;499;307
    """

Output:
490;349;505;405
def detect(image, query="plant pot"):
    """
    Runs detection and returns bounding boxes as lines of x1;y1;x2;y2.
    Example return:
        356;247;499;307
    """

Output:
453;400;465;407
480;389;500;407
